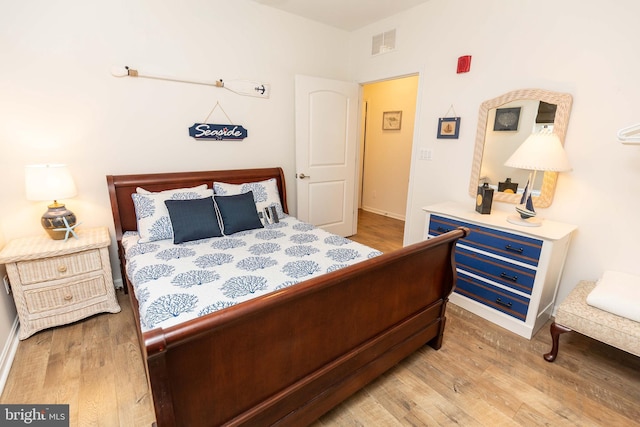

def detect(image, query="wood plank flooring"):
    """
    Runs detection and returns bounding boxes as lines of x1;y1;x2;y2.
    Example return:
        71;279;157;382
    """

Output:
348;209;405;253
2;209;639;426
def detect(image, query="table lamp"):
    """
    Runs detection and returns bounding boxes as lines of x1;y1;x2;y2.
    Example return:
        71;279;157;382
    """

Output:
25;164;78;240
504;131;571;227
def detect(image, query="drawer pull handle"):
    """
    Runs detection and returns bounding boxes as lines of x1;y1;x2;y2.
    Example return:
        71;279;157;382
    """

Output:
495;297;513;308
500;272;518;282
58;265;68;273
63;294;73;301
504;245;524;254
437;226;452;233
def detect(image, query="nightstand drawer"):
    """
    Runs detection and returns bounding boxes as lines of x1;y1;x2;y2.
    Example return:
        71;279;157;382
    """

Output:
17;249;102;285
456;246;536;295
23;275;108;313
456;273;529;321
429;215;542;266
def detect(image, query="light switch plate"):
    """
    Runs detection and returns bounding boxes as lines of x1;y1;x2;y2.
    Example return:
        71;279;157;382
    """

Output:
420;148;433;160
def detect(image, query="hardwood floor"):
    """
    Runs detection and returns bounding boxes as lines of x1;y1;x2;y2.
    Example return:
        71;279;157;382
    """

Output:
1;292;156;425
349;209;405;252
2;210;639;426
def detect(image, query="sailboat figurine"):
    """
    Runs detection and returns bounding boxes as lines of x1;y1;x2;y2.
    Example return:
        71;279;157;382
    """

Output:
515;180;536;219
508;179;542;227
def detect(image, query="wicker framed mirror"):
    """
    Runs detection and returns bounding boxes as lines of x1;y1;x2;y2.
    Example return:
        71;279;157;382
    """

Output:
468;89;573;208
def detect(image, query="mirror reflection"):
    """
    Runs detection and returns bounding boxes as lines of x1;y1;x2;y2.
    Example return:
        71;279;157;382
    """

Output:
469;89;572;208
480;99;557;195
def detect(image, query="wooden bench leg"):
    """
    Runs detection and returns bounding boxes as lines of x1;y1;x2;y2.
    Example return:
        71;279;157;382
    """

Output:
544;321;573;362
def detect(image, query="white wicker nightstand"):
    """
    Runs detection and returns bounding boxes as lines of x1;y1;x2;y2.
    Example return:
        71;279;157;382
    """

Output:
0;226;121;339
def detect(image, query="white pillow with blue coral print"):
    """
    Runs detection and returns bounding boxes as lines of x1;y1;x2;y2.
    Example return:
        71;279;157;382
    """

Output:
213;178;285;220
135;184;208;195
132;187;213;243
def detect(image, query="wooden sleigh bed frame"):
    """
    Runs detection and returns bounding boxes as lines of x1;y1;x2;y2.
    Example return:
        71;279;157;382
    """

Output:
106;167;468;426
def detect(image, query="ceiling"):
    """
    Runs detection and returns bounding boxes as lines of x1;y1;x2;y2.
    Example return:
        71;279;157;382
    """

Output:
251;0;431;31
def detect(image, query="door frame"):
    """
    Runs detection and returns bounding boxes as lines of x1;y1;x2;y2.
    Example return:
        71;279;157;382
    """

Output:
357;72;422;244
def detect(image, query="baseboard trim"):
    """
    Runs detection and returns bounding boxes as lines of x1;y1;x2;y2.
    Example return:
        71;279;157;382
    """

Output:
360;206;405;221
0;316;20;395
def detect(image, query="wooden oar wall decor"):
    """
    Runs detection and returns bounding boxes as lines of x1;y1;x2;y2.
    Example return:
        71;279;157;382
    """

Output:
110;66;271;98
111;65;268;140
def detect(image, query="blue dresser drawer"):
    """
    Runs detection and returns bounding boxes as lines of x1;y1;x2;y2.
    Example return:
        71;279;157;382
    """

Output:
429;214;542;266
455;247;535;295
455;273;529;321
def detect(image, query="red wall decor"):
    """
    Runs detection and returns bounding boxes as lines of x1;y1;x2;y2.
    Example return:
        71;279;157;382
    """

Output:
457;55;472;73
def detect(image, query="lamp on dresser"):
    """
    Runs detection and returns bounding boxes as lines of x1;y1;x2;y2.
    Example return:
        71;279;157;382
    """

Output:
25;164;79;240
504;131;572;227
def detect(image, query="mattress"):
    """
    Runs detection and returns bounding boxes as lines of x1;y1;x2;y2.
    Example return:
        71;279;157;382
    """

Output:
122;216;382;332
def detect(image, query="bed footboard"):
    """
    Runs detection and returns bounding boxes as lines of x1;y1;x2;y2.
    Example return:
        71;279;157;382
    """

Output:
144;228;468;426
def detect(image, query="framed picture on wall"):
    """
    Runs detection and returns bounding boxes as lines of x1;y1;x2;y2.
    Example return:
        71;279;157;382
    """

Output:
437;117;460;139
493;107;521;131
383;111;402;130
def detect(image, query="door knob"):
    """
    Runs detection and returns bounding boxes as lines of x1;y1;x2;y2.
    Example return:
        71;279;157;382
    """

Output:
298;173;310;179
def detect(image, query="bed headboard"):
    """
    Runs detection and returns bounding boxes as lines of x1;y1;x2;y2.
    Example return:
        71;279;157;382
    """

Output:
106;167;288;242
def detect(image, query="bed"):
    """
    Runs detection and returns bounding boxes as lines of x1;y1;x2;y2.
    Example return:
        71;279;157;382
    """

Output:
106;167;468;426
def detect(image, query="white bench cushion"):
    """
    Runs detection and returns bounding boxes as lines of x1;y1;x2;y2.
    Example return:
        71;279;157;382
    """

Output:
586;271;640;322
555;281;640;357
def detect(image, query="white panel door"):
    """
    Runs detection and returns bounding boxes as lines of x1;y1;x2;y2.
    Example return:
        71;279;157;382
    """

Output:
295;75;359;236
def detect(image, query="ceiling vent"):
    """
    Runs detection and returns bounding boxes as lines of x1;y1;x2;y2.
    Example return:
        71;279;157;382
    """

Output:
371;29;396;56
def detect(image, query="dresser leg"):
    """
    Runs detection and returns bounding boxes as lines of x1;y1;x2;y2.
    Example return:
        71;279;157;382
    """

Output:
543;321;572;362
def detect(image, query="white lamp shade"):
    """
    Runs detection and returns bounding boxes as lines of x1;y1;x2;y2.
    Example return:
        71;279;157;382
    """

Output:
25;164;78;201
504;132;572;172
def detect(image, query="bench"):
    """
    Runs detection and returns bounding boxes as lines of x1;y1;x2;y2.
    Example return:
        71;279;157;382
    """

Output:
544;280;640;362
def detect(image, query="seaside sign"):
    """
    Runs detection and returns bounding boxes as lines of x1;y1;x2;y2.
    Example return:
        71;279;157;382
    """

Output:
188;123;248;140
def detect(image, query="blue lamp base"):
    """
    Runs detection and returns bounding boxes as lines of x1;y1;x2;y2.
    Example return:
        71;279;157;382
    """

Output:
41;203;77;240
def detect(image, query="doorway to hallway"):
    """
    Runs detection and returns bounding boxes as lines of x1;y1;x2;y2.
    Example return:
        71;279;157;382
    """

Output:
359;74;419;244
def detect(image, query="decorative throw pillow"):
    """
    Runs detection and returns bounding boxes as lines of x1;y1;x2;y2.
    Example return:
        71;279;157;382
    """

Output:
136;184;208;195
165;197;222;244
214;192;264;235
213;178;285;220
587;270;640;322
132;187;214;243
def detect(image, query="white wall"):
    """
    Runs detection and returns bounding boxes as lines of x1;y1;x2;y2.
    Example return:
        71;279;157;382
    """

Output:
0;0;351;286
0;0;351;370
0;228;18;391
348;0;640;305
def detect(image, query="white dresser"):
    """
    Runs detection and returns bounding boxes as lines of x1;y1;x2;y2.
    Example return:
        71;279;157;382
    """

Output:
423;201;576;339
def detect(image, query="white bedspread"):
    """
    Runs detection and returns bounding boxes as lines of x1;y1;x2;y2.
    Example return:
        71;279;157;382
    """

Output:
122;216;382;332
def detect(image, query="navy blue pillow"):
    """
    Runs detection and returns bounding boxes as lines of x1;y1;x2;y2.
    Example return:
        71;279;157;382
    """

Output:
164;196;223;243
214;191;264;235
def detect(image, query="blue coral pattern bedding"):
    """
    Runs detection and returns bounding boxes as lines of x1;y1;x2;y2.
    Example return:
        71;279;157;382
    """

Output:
123;216;382;332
